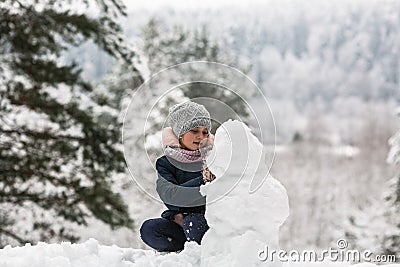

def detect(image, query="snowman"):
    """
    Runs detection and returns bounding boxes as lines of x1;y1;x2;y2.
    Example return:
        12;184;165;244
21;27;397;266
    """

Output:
200;120;289;267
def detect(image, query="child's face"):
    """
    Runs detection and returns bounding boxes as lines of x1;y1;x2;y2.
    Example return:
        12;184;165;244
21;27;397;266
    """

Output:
180;126;209;150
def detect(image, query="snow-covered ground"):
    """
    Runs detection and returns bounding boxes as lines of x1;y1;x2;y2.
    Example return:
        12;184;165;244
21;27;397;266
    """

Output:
1;121;398;266
1;239;399;267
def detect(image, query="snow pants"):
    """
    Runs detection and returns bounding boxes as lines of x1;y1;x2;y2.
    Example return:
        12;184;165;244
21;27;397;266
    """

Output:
140;213;209;252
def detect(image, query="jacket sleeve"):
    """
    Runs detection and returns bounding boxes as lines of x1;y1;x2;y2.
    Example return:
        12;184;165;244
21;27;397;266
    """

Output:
180;175;204;187
155;158;179;211
156;157;206;209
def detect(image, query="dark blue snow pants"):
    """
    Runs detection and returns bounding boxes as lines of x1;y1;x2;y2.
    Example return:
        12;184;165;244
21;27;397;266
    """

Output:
140;213;209;252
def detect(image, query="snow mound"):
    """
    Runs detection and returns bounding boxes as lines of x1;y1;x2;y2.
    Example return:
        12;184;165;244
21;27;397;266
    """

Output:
1;239;400;267
0;239;200;267
200;120;290;266
0;238;138;267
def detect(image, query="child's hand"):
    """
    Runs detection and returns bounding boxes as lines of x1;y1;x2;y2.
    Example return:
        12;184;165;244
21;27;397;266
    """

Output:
202;166;216;183
173;213;184;227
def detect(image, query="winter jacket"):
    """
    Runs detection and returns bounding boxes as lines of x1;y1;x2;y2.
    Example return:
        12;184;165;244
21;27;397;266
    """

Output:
156;155;206;221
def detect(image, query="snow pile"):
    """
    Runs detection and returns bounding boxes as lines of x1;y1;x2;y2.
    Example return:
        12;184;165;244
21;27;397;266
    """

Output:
0;238;137;267
0;238;203;267
1;238;400;267
0;238;199;267
200;120;290;266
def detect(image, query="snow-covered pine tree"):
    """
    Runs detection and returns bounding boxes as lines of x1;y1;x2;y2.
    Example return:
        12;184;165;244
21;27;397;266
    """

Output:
344;107;400;257
383;107;400;256
0;0;141;246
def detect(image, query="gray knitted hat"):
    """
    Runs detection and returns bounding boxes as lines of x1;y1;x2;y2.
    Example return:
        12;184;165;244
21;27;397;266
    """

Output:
168;101;211;138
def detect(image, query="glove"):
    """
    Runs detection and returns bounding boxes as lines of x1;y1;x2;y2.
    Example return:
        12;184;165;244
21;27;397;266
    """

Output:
161;210;180;221
202;165;216;183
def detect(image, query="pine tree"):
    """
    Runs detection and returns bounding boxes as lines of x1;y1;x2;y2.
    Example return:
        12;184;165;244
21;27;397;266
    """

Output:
345;107;400;257
383;107;400;256
0;0;141;246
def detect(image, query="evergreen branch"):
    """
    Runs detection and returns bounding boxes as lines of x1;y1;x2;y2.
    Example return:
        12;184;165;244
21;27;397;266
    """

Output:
1;129;84;142
13;0;26;9
0;228;32;245
0;191;74;203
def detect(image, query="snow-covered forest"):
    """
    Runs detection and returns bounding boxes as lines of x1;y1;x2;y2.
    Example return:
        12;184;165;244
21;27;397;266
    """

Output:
1;0;400;265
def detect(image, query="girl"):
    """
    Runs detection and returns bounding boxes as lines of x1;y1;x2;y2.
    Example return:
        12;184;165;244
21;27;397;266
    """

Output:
140;101;216;252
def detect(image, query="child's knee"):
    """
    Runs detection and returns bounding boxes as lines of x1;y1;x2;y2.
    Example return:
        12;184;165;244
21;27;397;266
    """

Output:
140;219;157;242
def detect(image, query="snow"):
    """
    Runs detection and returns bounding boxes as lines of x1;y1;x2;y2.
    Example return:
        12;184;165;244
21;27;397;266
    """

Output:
0;239;201;267
3;105;59;132
1;238;400;267
0;238;135;267
387;127;400;165
1;120;399;266
200;120;289;266
43;84;73;105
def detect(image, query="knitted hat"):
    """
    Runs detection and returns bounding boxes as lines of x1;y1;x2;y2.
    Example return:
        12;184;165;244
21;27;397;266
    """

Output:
168;101;211;138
